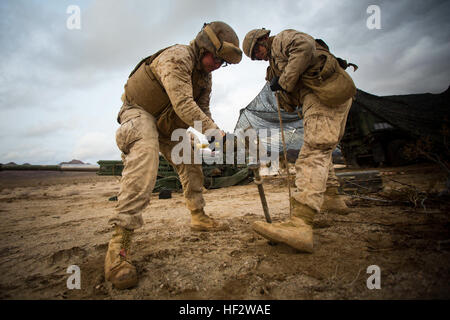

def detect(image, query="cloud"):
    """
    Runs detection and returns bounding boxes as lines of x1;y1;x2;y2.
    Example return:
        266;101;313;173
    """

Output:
71;132;120;164
0;147;58;165
23;121;71;137
1;0;449;164
1;151;21;163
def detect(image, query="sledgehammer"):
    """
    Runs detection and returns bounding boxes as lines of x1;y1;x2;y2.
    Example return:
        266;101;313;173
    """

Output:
248;162;272;223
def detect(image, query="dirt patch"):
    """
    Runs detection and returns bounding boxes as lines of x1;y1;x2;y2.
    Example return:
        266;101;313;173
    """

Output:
0;164;449;299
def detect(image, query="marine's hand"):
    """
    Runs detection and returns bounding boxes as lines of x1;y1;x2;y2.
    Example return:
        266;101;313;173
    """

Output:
270;76;282;92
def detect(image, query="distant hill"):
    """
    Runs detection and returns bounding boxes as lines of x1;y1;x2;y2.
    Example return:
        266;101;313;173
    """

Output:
59;159;85;165
5;162;17;165
22;163;31;166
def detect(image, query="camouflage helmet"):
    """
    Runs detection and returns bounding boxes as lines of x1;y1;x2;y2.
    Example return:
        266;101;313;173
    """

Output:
194;21;242;64
243;28;271;60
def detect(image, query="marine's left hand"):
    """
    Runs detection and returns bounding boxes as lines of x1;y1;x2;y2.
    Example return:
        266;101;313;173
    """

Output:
270;76;282;91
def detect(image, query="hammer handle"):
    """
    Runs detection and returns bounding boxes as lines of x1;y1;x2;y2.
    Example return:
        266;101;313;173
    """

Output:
253;169;272;223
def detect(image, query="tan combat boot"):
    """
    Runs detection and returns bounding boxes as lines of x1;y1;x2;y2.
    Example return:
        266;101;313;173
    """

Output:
321;186;351;215
252;198;314;253
104;225;138;289
190;209;229;231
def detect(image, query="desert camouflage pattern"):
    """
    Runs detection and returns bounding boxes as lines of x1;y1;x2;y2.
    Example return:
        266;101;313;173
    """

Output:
292;93;352;212
109;103;206;230
110;44;217;229
123;44;217;135
269;29;316;94
152;44;217;133
266;29;352;212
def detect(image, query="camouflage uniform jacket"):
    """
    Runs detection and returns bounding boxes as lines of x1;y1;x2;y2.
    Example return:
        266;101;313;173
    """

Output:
123;43;218;136
266;29;317;108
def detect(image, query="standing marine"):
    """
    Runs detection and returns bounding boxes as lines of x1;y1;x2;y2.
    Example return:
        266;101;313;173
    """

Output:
242;28;356;252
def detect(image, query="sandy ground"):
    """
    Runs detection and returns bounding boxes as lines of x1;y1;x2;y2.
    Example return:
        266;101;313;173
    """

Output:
0;164;449;300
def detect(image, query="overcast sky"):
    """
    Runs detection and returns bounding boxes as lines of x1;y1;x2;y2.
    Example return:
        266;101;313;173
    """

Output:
1;0;449;165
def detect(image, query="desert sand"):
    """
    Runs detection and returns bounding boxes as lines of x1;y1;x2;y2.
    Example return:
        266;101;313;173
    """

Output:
0;164;449;299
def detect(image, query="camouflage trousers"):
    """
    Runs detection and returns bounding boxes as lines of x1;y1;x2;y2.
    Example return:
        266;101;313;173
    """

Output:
293;94;352;212
108;103;205;230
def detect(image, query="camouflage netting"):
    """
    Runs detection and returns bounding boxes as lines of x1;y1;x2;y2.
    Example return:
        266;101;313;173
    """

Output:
352;86;450;144
233;82;304;154
235;83;449;166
